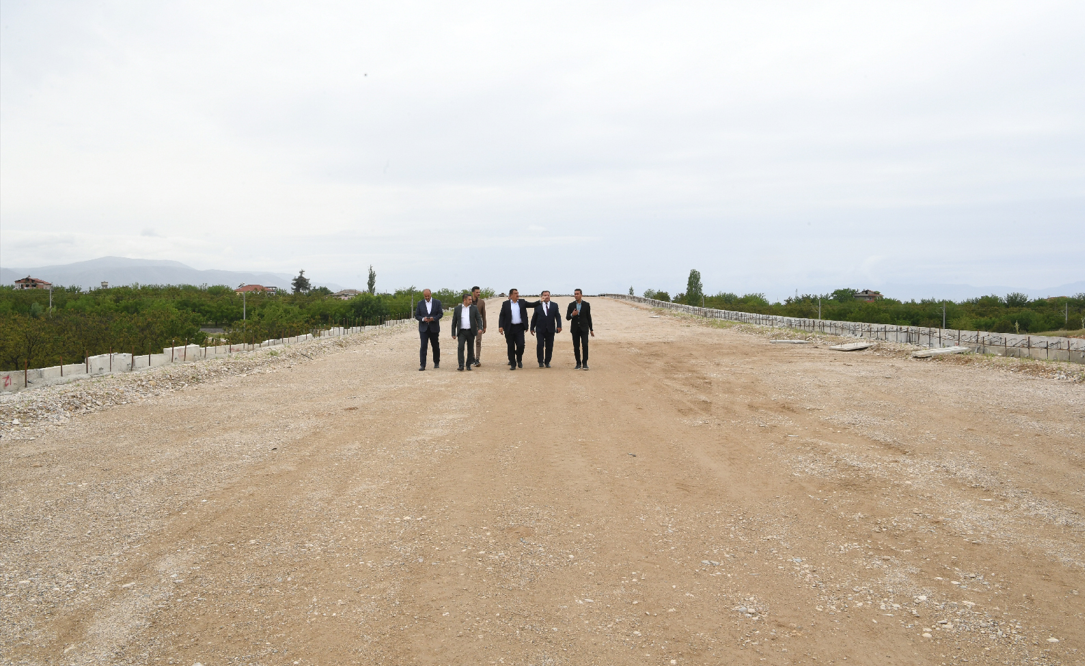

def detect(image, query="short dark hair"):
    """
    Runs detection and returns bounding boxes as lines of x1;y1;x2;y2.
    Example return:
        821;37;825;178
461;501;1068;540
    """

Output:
541;290;550;295
510;288;518;294
574;288;582;294
462;292;472;301
471;286;480;292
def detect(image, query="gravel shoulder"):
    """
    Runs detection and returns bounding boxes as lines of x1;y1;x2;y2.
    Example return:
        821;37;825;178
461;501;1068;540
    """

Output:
2;298;1082;665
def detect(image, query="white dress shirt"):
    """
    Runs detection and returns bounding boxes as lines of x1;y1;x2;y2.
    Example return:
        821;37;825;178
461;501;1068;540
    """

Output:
424;299;433;315
460;305;471;330
543;302;549;316
510;301;522;325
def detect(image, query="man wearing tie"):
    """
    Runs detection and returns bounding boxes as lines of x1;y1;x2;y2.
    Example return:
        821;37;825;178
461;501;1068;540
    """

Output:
529;290;562;368
414;288;443;371
566;288;594;370
451;292;483;371
498;288;532;370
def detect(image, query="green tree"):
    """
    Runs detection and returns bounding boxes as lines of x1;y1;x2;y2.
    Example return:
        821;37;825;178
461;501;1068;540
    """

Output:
832;288;857;303
629;286;634;296
368;265;377;295
1005;292;1029;307
685;269;703;306
292;270;311;295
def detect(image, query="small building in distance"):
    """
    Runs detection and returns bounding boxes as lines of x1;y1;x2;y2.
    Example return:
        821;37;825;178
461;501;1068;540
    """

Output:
333;289;363;300
15;276;52;290
854;289;883;302
236;284;271;294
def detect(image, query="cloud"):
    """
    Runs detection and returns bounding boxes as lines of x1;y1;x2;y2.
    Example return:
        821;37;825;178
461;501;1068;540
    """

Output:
1;1;1082;298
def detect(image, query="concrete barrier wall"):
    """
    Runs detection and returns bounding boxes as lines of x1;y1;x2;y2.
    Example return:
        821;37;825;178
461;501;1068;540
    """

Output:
1;320;411;393
604;294;1085;365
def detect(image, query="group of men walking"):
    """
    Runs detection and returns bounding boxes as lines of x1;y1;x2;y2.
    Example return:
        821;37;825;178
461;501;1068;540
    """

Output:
415;287;594;372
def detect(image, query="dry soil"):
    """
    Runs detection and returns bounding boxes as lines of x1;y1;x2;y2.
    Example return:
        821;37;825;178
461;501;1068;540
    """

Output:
2;297;1083;666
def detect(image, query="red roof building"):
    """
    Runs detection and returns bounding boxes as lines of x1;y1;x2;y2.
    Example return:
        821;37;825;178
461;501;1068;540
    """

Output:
14;276;52;290
235;284;269;294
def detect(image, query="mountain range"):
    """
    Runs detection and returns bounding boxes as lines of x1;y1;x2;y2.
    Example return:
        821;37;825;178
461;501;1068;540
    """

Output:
0;257;344;292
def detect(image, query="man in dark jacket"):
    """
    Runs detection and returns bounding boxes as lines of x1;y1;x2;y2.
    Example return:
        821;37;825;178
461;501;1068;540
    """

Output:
414;289;443;371
498;288;533;370
565;288;594;369
451;292;484;371
470;286;487;367
529;290;562;368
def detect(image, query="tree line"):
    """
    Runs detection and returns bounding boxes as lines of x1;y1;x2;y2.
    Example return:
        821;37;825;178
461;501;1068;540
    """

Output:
0;280;493;371
638;270;1085;335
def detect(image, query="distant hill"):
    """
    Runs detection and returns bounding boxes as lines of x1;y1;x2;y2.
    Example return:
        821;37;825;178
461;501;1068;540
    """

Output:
1;257;343;292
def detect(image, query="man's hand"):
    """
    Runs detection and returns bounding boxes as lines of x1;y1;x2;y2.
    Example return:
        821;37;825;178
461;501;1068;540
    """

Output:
570;310;579;316
498;328;504;336
590;330;595;337
530;329;535;336
557;328;562;334
481;328;486;334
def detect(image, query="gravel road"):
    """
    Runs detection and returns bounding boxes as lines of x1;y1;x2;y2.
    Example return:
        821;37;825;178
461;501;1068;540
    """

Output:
2;297;1083;665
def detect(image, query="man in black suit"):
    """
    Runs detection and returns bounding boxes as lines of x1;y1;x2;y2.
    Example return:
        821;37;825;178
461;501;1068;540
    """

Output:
530;290;562;368
498;288;533;370
414;288;443;371
450;292;483;371
565;288;594;370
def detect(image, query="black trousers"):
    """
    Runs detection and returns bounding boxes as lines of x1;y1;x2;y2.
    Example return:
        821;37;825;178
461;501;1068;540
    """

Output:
419;329;440;367
572;327;590;364
456;330;476;368
535;329;555;364
505;327;525;365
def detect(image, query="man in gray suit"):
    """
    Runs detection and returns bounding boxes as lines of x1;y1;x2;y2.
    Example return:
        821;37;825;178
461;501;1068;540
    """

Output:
451;292;484;371
415;288;443;371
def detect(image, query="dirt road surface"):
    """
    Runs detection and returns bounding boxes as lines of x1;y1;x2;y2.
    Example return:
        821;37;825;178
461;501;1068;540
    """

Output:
2;297;1083;665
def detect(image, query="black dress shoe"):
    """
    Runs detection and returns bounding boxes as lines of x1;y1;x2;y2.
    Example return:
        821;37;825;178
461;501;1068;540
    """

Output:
545;362;551;368
517;361;523;368
458;366;464;371
434;363;439;369
466;364;472;371
582;364;590;370
474;361;480;367
539;362;545;368
509;364;516;370
575;362;582;369
419;366;425;371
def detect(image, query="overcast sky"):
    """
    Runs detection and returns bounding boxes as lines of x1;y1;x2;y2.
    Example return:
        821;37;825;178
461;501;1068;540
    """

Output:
2;1;1082;299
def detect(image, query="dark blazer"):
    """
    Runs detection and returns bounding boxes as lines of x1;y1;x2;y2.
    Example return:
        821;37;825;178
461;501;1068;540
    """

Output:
415;298;443;333
566;299;593;332
530;301;563;334
498;299;532;331
451;303;484;336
